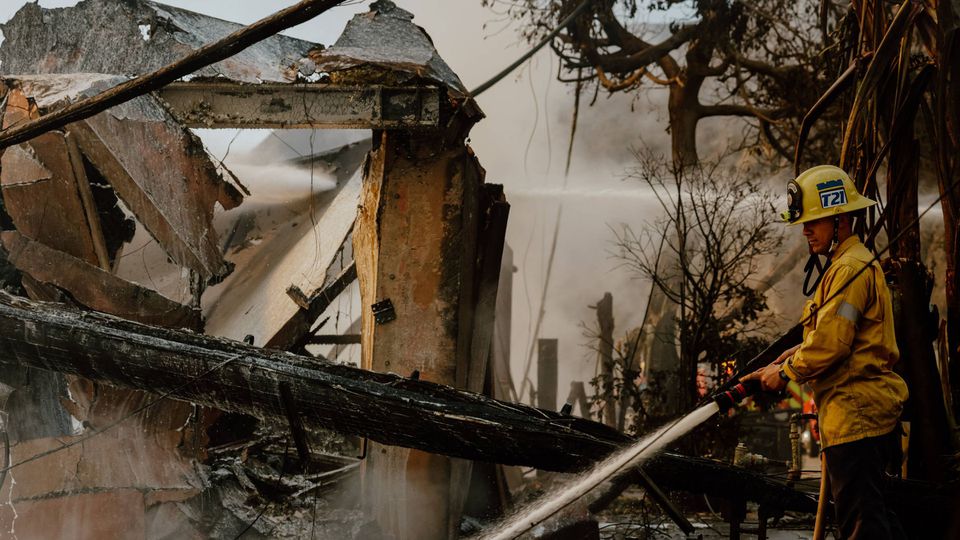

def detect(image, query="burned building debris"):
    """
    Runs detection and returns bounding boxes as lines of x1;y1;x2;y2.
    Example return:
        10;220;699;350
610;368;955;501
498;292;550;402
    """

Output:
0;0;315;83
0;0;502;538
0;0;957;539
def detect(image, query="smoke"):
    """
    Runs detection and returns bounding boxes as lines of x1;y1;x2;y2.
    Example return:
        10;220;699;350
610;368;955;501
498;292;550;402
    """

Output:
406;2;684;403
180;0;686;401
0;0;766;413
225;162;337;205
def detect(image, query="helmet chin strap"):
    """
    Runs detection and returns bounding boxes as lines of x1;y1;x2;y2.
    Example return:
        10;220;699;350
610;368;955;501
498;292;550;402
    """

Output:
829;215;840;255
802;254;825;296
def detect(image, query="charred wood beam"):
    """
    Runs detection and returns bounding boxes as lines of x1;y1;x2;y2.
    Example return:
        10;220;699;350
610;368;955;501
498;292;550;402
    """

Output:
278;381;312;466
157;82;441;130
463;184;510;393
271;259;357;351
285;261;356;314
305;334;360;345
1;231;200;330
0;0;347;149
0;292;623;472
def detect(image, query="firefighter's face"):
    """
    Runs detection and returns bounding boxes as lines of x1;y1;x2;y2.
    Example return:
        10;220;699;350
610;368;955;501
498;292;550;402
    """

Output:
802;217;835;255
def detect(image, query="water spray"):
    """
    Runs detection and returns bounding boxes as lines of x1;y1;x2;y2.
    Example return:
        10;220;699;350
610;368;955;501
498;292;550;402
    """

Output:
481;377;770;540
481;342;791;540
480;169;960;538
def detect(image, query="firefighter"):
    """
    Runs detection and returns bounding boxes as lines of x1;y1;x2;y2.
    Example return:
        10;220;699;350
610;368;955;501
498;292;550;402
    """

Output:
743;165;908;539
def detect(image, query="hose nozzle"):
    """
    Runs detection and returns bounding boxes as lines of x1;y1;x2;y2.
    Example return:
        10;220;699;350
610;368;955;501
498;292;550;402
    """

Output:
713;379;761;412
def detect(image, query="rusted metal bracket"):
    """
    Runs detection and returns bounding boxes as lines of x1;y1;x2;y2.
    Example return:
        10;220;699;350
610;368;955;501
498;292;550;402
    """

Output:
157;82;441;129
371;299;396;324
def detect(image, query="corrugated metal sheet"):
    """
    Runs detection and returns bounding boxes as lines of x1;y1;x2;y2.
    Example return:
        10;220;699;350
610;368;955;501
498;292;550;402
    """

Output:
0;0;317;83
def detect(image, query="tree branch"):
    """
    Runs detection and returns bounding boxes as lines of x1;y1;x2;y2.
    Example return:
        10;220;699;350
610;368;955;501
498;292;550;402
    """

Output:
580;25;697;75
730;54;804;81
698;103;791;121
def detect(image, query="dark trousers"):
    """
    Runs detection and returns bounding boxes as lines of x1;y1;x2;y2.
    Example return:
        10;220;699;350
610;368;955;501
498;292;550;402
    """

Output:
824;434;902;540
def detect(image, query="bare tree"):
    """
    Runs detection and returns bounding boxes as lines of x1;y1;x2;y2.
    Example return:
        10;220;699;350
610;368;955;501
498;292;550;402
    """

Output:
483;0;846;166
580;318;647;432
613;153;782;411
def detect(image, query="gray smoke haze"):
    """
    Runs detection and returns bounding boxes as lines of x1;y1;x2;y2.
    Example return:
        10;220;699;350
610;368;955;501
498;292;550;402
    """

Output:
1;0;760;407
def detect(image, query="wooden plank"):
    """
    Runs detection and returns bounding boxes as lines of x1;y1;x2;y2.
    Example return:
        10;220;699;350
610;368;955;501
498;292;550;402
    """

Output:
491;244;517;402
203;171;360;345
463;186;509;393
64;132;110;270
1;231;200;330
70;116;236;281
0;103;100;266
595;292;616;426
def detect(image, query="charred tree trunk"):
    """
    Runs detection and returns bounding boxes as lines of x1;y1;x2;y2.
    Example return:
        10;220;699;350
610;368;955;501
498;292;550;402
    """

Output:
668;86;702;169
886;107;954;480
888;261;953;481
595;292;616;427
935;0;960;424
668;39;712;168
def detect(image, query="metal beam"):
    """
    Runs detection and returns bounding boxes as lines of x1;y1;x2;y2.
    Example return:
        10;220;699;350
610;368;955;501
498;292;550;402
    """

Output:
156;82;441;129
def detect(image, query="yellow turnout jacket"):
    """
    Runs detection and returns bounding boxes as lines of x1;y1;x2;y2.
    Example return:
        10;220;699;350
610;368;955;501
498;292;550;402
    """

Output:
781;236;908;448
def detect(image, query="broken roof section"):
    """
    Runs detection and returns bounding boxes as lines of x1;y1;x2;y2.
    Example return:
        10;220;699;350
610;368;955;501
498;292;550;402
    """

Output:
0;0;316;84
4;74;242;281
311;0;470;97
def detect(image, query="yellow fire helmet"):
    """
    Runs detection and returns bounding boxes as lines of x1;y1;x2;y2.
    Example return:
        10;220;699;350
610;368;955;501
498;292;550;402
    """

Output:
781;165;877;225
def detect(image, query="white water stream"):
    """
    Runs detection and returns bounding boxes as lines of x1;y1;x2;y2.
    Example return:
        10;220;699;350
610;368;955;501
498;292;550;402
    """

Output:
481;401;722;540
